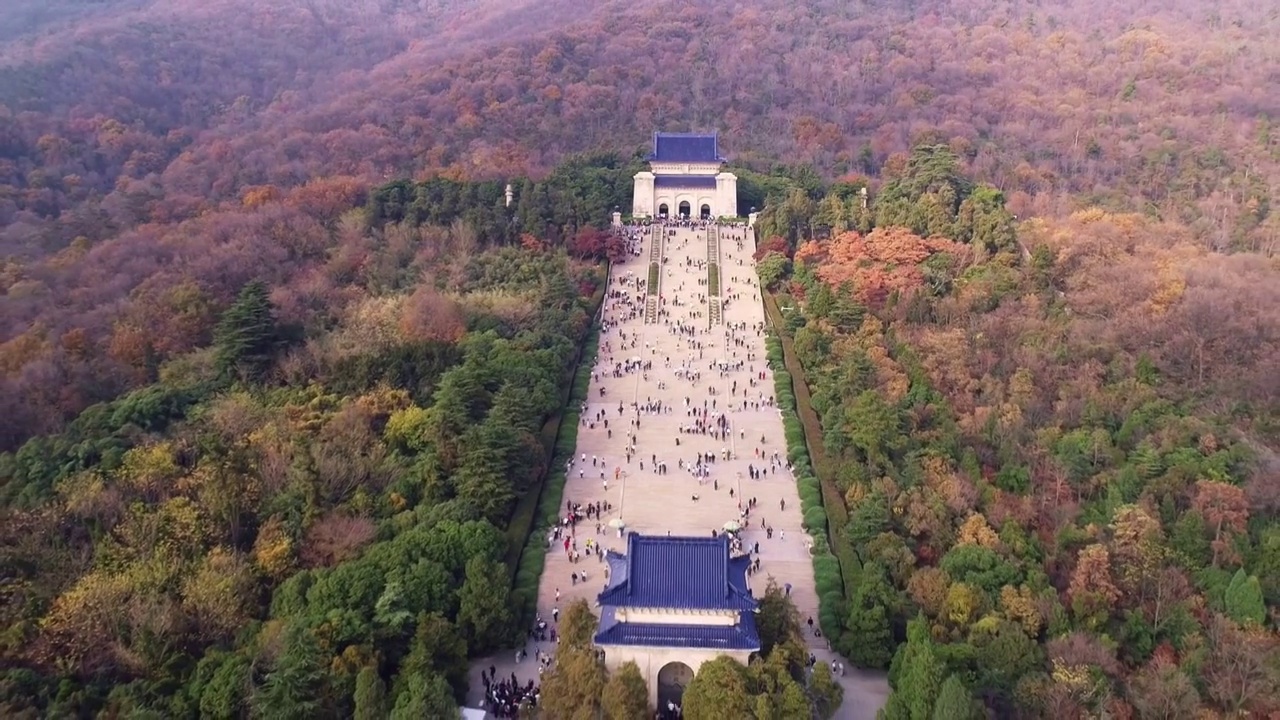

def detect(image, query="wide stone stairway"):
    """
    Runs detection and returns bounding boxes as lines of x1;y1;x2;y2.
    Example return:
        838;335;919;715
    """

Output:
466;221;888;720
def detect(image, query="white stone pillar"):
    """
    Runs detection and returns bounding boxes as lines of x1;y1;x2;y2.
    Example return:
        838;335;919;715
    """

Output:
715;172;738;218
612;211;622;227
632;172;656;218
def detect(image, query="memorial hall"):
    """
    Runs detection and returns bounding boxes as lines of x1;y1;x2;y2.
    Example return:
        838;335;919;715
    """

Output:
631;132;739;219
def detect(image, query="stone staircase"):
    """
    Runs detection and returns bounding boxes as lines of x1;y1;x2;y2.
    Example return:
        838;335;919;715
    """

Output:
706;225;722;326
645;225;662;324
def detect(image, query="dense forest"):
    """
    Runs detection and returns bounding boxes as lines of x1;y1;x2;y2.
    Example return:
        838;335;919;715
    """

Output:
0;152;634;713
2;0;1278;448
753;145;1279;718
0;0;1278;717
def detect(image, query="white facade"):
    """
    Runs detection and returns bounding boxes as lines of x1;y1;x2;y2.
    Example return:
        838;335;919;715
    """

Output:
632;138;739;218
600;643;754;710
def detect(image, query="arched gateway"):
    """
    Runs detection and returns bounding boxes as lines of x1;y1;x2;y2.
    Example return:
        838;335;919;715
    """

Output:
657;661;694;711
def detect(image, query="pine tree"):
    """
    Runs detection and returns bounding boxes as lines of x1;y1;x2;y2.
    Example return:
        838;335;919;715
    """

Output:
930;675;977;720
389;672;458;720
456;555;514;655
843;563;896;669
1223;568;1265;625
254;624;327;720
880;617;944;720
213;280;280;380
353;666;386;720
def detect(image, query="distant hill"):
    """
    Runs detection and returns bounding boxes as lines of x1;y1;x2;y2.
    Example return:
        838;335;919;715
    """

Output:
0;0;1277;443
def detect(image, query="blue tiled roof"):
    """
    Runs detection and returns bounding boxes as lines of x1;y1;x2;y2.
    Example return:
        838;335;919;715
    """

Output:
597;534;755;611
651;132;722;163
594;608;761;650
654;176;718;189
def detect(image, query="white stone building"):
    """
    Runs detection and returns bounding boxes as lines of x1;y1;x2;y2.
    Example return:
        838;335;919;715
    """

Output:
632;133;739;219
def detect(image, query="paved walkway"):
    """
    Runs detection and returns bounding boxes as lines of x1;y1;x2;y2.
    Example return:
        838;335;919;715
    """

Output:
466;223;888;719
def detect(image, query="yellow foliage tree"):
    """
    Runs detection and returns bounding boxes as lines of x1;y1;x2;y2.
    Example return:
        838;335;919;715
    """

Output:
999;585;1043;636
944;582;984;626
253;515;296;581
956;513;1001;549
116;442;182;501
182;547;256;641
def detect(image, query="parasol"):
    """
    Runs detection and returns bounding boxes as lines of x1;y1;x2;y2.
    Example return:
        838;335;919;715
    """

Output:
723;520;742;533
608;518;626;529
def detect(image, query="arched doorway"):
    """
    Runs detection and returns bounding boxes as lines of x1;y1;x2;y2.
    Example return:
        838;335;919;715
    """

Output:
658;203;669;218
657;661;694;716
678;201;691;218
700;204;711;219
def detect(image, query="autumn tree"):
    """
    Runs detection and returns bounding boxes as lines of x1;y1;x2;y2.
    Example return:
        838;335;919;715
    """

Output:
557;598;598;651
602;661;650;720
1126;654;1201;720
1201;615;1280;714
1192;480;1249;566
681;656;754;720
538;643;607;720
1067;543;1120;628
399;287;466;344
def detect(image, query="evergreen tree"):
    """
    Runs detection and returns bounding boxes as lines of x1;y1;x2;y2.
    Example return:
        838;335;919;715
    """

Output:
602;661;650;720
389;672;459;720
213;280;280;381
930;675;977;720
254;624;328;720
353;666;387;720
1223;568;1266;625
880;616;943;720
456;555;514;654
397;613;469;701
844;601;894;670
808;661;844;719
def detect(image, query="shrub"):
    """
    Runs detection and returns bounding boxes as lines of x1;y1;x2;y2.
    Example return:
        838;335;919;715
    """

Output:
804;506;828;534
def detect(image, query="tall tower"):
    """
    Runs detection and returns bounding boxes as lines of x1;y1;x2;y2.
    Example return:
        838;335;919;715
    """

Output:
505;183;514;207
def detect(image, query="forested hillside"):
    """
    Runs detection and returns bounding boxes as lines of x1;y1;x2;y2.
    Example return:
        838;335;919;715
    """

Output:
2;0;1277;451
0;0;1278;716
0;161;628;715
754;145;1279;718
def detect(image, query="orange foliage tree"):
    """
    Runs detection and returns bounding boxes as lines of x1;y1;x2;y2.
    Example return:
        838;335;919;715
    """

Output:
815;228;965;307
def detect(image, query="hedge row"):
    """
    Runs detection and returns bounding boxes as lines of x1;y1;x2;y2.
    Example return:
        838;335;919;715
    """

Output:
647;262;659;295
708;262;720;296
765;332;845;644
511;311;602;627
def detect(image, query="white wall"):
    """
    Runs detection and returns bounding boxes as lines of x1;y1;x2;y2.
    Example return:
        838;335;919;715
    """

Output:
601;644;755;709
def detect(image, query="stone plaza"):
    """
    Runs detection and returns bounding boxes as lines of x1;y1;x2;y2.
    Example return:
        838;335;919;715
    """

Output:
466;213;889;718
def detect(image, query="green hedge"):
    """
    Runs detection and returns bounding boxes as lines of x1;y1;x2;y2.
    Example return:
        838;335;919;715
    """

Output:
648;262;659;294
708;262;720;296
762;323;848;646
511;310;602;627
